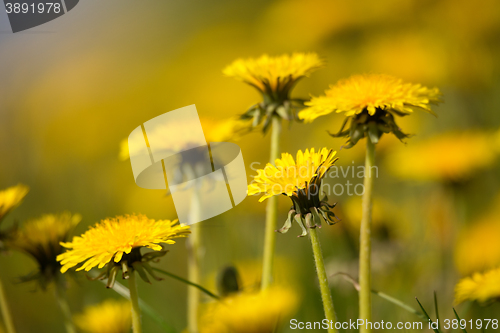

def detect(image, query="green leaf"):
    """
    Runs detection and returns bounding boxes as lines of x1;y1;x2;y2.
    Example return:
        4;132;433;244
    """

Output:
367;122;380;144
276;105;290;120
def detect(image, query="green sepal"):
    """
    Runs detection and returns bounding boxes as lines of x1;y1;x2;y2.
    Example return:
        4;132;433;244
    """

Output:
367;122;380;144
311;207;324;228
121;261;129;280
132;262;151;284
294;214;308;237
304;213;316;229
106;266;120;289
142;250;168;262
142;262;164;282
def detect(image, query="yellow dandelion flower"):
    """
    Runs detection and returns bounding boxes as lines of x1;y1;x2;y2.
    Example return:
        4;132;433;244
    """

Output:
10;212;81;287
299;74;442;147
0;184;29;221
223;53;323;94
57;214;190;287
301;74;441;119
74;299;131;333
248;148;339;236
224;53;323;132
455;267;500;304
387;131;498;182
200;286;298;333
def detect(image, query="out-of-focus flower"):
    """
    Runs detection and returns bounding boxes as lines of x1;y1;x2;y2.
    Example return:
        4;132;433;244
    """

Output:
299;74;442;147
205;258;299;295
57;214;190;287
200;117;252;142
248;148;339;236
0;184;29;221
342;196;409;240
455;216;500;276
74;299;131;333
224;53;323;133
0;184;29;251
455;267;500;304
387;131;498;182
9;212;80;288
199;286;298;333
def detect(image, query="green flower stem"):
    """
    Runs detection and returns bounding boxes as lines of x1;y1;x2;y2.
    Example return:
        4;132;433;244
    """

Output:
359;139;376;332
97;273;176;333
261;116;281;290
0;276;16;333
187;187;202;333
309;227;337;333
129;270;143;333
54;284;76;333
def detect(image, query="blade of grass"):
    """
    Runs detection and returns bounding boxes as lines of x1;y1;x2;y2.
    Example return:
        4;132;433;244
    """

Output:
415;297;441;333
153;268;220;300
375;291;427;321
434;291;440;330
453;308;468;333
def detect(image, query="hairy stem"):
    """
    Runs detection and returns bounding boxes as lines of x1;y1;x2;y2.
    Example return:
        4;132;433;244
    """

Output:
129;271;143;333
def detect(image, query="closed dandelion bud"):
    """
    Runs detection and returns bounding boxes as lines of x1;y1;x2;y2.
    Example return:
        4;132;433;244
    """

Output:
454;268;500;304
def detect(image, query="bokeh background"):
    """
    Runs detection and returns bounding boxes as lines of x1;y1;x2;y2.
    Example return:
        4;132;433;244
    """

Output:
1;0;500;331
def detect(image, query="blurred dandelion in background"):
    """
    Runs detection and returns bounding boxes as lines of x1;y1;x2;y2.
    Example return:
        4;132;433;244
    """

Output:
9;212;81;289
199;286;298;333
74;299;132;333
455;267;500;304
387;131;499;182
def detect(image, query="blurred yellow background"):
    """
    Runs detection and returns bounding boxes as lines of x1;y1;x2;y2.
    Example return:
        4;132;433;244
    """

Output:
1;0;499;331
